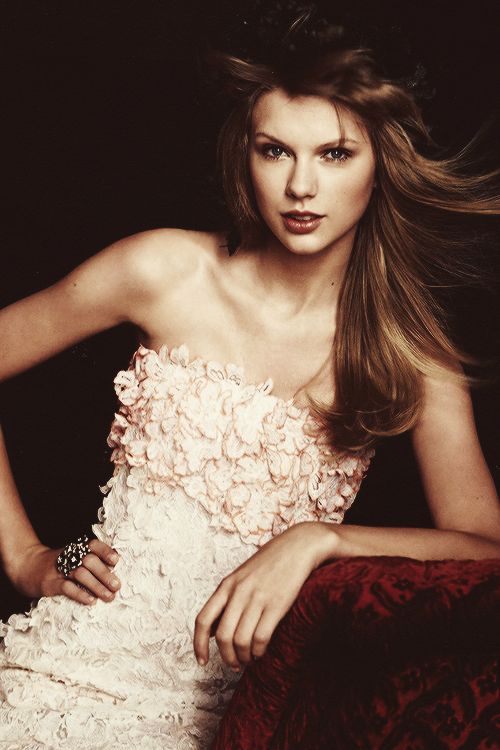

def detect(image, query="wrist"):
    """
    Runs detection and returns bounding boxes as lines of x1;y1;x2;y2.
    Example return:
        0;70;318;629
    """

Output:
2;538;44;584
315;522;342;567
293;521;340;570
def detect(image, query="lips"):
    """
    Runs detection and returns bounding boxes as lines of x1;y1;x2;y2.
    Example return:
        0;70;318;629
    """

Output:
281;213;324;234
282;211;324;219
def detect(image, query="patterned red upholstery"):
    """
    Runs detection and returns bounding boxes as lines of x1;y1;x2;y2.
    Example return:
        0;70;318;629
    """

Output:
212;557;500;749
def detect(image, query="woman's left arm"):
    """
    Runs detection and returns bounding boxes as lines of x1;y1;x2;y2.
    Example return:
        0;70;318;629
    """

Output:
194;371;500;670
334;369;500;560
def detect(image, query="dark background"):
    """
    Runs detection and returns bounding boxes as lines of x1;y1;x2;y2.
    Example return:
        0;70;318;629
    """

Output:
1;0;499;620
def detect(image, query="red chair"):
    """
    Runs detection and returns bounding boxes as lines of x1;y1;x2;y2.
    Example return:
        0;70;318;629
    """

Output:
212;556;500;749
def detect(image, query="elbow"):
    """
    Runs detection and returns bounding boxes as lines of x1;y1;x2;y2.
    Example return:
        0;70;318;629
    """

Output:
436;525;500;559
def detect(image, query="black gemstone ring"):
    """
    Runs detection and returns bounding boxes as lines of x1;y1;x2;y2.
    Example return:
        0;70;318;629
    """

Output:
56;535;91;578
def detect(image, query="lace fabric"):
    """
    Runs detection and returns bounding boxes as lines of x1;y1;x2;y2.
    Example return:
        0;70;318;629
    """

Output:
0;344;373;748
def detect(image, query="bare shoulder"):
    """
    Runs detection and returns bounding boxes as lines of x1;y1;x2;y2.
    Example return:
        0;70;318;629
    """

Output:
0;227;227;382
108;227;225;305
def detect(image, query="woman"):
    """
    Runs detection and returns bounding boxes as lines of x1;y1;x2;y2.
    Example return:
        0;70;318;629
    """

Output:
1;12;500;749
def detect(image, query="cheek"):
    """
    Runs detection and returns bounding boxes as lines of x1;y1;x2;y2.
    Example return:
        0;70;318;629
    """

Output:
331;168;375;214
250;165;281;213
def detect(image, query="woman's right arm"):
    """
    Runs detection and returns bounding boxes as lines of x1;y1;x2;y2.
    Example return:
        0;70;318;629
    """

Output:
0;423;121;605
0;227;190;604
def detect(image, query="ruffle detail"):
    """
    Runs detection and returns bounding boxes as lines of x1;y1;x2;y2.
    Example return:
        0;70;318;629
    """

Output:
0;467;245;749
105;344;373;546
0;342;373;748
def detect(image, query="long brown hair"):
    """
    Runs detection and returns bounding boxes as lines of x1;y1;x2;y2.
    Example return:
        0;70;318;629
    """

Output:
209;23;500;452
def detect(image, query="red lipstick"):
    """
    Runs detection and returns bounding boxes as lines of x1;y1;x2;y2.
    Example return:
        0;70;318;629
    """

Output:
281;211;324;234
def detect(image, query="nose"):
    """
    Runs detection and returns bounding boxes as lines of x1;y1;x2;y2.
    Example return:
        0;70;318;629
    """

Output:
285;158;317;200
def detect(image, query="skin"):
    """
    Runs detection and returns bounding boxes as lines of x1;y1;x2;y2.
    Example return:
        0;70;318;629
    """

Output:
192;89;500;670
250;88;376;267
0;87;499;673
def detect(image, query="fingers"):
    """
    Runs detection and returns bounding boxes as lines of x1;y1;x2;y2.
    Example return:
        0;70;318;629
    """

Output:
81;553;121;594
214;594;249;672
69;564;117;602
194;585;229;667
233;602;264;666
35;542;120;606
88;539;119;566
251;609;278;660
228;605;277;667
194;582;278;671
58;541;120;605
60;577;97;605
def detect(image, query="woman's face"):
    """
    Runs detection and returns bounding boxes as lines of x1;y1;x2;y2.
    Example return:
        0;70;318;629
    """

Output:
248;87;376;258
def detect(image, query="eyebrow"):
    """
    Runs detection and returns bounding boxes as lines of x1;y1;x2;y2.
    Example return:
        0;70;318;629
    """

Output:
254;131;360;148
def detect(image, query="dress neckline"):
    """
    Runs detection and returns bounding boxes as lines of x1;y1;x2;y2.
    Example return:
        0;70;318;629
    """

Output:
135;341;315;418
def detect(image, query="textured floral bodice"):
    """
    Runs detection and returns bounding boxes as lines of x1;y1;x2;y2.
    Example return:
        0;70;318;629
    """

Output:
0;344;373;749
105;344;372;545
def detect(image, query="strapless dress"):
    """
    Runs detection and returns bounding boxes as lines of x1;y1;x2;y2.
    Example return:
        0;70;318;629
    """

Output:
0;344;373;749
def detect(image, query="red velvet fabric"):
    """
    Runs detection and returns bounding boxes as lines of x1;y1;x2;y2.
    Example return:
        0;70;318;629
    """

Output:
212;557;500;749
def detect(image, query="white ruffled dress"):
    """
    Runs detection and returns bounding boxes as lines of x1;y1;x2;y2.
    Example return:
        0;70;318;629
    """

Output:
0;344;373;749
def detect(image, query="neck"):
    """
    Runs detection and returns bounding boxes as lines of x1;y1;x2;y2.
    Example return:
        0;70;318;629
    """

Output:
248;228;355;317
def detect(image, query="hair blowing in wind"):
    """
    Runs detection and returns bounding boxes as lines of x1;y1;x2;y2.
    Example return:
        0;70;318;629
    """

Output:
206;7;500;452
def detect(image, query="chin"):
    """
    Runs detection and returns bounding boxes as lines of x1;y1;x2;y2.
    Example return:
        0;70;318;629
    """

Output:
272;229;333;256
286;243;328;256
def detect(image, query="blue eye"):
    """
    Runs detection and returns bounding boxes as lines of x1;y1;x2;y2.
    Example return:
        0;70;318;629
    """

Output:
260;144;352;163
324;148;351;163
261;145;287;160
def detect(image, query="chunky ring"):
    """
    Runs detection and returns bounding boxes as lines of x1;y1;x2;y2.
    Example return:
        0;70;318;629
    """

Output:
56;535;91;578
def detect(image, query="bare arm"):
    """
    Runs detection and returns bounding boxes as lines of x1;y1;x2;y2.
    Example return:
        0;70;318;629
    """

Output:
0;227;192;603
0;418;124;604
321;369;500;561
194;369;500;670
0;229;181;382
0;424;40;574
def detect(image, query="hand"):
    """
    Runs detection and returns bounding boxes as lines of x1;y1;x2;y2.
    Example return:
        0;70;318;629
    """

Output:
193;521;337;671
7;539;121;605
